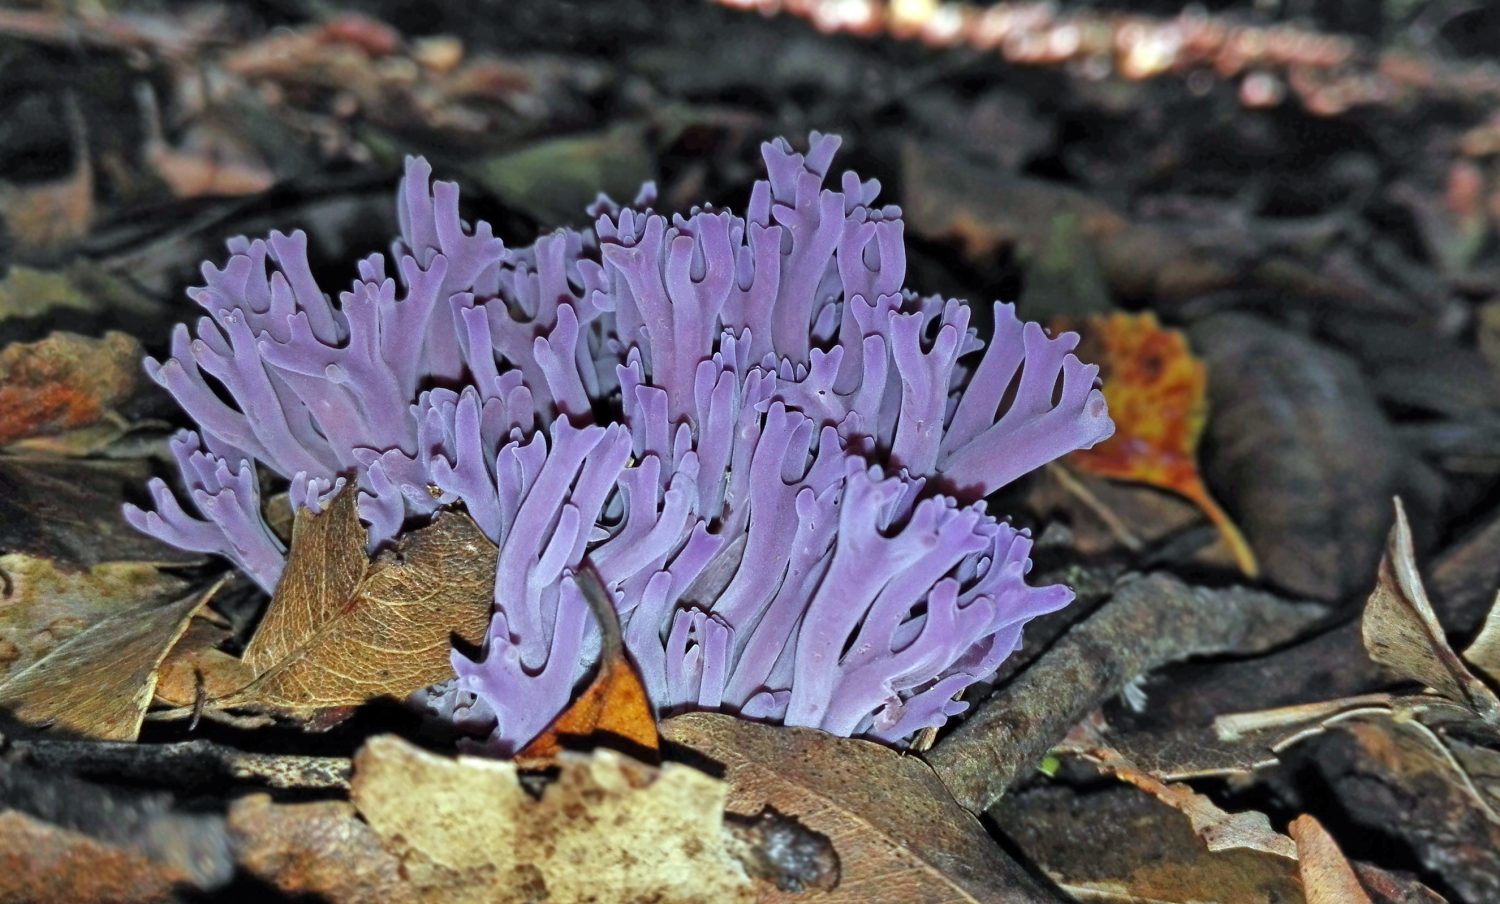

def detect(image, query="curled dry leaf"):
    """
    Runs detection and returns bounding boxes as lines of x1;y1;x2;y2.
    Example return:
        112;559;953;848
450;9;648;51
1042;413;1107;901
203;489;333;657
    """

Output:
1062;311;1257;576
0;579;218;741
1462;590;1500;687
0;331;141;447
662;712;1053;903
1289;814;1374;904
1362;499;1500;725
351;735;751;903
209;489;494;723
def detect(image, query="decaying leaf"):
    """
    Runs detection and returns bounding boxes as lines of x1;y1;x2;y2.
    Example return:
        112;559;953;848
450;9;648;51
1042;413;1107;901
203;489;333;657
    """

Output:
0;331;142;447
230;796;408;904
0;579;218;740
662;712;1052;903
1290;814;1374;904
1363;499;1500;724
351;735;752;903
0;97;92;253
1063;311;1258;576
212;489;495;721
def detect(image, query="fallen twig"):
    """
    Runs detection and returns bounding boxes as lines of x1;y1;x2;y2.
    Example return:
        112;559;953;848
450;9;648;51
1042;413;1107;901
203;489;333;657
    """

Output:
6;738;351;790
925;572;1327;814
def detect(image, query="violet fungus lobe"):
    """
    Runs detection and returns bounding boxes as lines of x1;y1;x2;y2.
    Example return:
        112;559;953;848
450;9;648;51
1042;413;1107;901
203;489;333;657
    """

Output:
127;134;1113;751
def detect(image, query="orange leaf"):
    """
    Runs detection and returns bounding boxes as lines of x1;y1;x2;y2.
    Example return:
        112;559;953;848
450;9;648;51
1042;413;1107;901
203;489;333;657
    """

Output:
1061;312;1258;577
517;646;659;765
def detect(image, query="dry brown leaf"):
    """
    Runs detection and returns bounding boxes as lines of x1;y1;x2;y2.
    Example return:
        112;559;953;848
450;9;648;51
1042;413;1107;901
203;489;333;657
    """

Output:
662;712;1052;903
0;332;142;447
1290;814;1374;904
0;101;93;252
351;734;752;903
0;579;217;740
215;488;494;720
1362;499;1500;724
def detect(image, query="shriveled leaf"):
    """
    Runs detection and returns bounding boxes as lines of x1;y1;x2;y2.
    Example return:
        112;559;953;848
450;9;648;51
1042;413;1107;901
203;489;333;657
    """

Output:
216;489;494;720
996;783;1302;904
351;735;752;903
1312;718;1500;902
0;104;92;253
662;712;1052;903
1290;814;1374;904
1363;499;1500;724
0;553;188;679
0;580;218;740
1063;311;1257;576
0;331;141;446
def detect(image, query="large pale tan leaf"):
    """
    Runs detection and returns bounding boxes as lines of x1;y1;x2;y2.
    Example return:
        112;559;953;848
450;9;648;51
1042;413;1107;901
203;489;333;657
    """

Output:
216;489;494;718
0;579;217;740
1362;499;1500;724
661;712;1053;903
350;735;752;903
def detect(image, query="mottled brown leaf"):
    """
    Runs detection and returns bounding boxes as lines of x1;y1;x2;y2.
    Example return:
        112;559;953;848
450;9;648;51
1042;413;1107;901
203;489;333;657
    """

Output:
230;796;408;904
0;580;217;740
1363;500;1500;724
215;488;494;718
1191;313;1405;601
0;331;141;447
1290;814;1374;904
662;712;1052;903
152;615;250;708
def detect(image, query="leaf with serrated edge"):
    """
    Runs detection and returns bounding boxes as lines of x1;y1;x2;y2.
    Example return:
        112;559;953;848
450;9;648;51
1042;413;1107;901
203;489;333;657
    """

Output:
1362;498;1500;724
216;489;494;717
662;712;1052;903
0;580;218;740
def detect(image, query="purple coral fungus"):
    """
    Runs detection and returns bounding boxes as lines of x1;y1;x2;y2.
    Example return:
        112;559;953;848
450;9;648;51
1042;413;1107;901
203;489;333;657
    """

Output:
127;134;1113;751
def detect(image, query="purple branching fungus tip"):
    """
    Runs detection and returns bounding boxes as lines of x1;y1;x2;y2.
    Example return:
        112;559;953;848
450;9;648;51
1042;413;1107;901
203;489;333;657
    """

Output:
126;133;1114;752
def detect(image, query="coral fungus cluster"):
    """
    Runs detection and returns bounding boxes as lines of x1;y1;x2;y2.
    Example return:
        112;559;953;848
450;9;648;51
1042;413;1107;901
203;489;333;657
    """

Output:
127;134;1113;751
